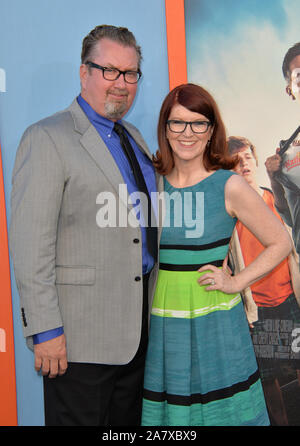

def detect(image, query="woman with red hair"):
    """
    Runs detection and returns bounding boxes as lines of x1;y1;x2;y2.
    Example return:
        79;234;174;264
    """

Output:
141;83;292;426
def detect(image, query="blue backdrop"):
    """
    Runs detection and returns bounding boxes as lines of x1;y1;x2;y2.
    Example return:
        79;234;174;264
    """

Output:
0;0;169;425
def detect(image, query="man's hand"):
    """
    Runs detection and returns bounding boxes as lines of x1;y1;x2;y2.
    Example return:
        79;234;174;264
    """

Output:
34;334;68;378
265;148;281;179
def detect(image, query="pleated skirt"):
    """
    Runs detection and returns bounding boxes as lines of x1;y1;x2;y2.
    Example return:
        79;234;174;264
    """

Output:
142;269;270;426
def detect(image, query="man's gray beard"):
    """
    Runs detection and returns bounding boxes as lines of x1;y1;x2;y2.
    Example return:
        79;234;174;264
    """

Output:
105;100;128;121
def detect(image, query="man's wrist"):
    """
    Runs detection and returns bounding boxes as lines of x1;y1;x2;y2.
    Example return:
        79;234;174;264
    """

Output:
33;327;64;344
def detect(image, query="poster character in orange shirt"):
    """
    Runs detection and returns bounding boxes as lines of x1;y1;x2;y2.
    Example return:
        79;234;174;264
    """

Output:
228;136;300;426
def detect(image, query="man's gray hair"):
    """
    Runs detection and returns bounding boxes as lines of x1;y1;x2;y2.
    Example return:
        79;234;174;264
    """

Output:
81;24;142;69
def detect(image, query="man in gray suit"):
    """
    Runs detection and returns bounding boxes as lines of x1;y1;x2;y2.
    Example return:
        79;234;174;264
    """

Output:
10;25;158;426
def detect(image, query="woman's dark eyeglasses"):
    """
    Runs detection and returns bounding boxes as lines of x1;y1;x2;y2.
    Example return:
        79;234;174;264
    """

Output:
167;120;212;134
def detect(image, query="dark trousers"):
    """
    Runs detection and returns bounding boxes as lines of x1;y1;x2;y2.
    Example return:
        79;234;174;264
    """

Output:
43;274;149;426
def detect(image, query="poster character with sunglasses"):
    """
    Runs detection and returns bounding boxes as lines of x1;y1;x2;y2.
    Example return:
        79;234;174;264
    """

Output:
265;42;300;268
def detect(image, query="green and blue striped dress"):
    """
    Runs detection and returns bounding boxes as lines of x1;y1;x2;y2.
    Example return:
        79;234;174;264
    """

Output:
142;169;269;426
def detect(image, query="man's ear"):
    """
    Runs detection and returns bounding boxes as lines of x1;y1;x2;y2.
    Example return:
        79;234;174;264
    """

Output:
286;85;296;101
80;64;88;90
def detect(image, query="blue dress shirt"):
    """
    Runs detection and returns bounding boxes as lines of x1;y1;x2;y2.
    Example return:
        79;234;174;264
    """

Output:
33;95;156;344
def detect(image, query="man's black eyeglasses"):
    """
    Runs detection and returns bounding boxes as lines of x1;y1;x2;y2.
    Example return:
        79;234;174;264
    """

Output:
85;61;142;84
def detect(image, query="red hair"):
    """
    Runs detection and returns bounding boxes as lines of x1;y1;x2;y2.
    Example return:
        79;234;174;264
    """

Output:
153;83;238;174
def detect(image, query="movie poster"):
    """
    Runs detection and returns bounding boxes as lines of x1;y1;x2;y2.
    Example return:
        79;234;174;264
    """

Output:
183;0;300;426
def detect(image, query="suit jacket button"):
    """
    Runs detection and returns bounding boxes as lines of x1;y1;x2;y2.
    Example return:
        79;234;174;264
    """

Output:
133;238;139;243
135;276;141;281
21;307;27;327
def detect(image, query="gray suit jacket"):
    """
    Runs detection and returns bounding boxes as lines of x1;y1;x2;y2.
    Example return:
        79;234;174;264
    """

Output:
9;98;159;365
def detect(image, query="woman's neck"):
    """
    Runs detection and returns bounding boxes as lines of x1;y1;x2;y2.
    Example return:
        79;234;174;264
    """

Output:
166;161;213;188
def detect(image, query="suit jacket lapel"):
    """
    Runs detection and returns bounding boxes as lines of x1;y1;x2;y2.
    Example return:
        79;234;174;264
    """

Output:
68;99;156;215
68;99;132;210
80;125;127;195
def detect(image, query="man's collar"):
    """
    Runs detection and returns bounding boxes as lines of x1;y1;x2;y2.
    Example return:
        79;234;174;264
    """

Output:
68;95;152;160
77;94;122;131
